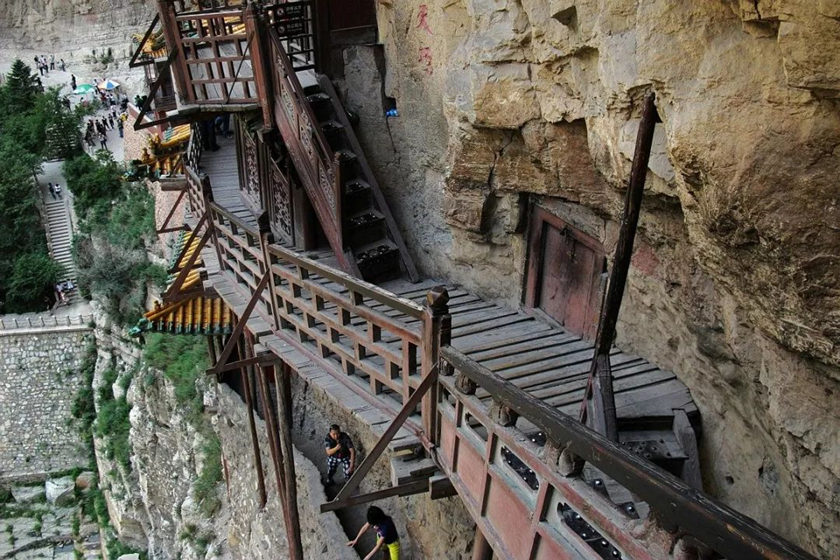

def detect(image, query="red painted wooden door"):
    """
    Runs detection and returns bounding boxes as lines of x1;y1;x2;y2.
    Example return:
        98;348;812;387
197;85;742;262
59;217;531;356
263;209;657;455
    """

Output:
526;208;605;340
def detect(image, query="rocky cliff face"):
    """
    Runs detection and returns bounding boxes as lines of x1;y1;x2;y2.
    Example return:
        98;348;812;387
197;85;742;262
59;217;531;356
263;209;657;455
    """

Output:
341;1;840;556
0;0;154;59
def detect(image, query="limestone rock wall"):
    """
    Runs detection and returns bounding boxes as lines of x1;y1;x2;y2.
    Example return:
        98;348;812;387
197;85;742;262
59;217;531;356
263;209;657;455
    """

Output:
0;0;154;60
0;326;92;481
337;1;840;557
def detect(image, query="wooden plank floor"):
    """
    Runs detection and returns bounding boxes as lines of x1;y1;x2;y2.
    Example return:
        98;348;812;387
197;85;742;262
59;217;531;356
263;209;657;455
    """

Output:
198;135;259;230
377;278;699;425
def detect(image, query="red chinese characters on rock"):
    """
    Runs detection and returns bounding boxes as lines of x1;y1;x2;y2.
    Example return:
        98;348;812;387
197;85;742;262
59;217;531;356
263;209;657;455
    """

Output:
418;47;433;75
417;4;432;34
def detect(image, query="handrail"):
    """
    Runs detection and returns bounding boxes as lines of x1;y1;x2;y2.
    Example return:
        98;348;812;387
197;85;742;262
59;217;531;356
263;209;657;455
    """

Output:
267;28;333;165
0;313;94;331
267;244;424;320
440;345;818;560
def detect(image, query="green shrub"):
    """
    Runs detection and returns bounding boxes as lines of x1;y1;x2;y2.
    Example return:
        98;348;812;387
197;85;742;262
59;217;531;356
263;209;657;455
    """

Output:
194;434;222;517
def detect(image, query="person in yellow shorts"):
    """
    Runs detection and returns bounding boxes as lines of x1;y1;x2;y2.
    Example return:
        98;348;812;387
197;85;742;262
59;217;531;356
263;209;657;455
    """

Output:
347;506;400;560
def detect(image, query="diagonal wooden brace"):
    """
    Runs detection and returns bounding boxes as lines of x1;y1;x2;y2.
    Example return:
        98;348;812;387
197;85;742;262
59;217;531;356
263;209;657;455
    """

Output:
167;211;208;274
209;271;271;376
157;188;189;235
129;13;160;68
327;366;438;508
164;221;213;300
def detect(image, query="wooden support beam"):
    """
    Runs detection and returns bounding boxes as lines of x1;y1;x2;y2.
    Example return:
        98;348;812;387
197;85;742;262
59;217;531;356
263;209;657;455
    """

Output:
167;211;208;274
129;13;160;68
471;527;494;560
238;335;267;508
210;354;277;375
209;271;270;375
328;366;437;506
275;362;303;559
319;480;427;513
580;91;658;441
156;187;188;235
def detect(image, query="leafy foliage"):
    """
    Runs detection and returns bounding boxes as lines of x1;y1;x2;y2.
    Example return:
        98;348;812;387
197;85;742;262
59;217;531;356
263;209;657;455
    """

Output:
0;60;83;312
65;151;166;325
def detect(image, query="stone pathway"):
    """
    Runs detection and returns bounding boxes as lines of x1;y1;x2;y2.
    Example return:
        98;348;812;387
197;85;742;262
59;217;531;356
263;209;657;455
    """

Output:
36;162;81;307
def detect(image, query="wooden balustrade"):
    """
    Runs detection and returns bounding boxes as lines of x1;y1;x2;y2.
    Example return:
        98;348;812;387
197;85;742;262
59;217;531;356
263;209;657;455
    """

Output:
264;1;317;71
206;199;428;409
437;346;817;560
167;8;258;104
266;28;346;269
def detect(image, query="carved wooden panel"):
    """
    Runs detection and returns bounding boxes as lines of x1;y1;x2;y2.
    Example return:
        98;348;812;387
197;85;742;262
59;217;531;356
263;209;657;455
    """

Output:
242;131;261;212
269;156;293;244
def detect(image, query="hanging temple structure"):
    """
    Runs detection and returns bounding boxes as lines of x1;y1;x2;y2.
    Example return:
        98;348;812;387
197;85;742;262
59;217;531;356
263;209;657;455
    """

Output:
127;1;825;558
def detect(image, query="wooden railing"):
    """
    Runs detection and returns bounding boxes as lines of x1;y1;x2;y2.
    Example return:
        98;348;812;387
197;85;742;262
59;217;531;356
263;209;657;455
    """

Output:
206;199;433;410
266;27;347;270
161;5;259;105
264;1;317;71
437;346;818;560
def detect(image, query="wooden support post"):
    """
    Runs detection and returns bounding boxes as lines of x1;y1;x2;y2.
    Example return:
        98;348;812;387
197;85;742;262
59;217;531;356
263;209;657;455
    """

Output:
471;527;493;560
156;0;190;103
251;349;300;560
258;212;282;332
244;2;274;130
580;91;658;441
275;362;303;559
238;334;267;508
421;287;449;445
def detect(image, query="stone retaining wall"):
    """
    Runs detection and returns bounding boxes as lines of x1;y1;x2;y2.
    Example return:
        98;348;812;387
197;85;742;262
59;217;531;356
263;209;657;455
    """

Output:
0;326;93;481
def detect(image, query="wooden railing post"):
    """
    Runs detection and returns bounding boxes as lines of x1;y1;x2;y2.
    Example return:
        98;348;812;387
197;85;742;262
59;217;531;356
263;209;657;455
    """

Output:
258;212;282;331
422;286;449;444
156;0;190;104
201;176;226;272
244;2;274;130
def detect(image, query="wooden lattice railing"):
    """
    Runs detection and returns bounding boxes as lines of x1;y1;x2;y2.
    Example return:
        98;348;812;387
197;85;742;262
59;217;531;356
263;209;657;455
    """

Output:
157;3;259;105
437;347;818;560
207;199;431;410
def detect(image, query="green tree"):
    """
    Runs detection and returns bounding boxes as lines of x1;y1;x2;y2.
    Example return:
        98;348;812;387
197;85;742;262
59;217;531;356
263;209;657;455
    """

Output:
5;252;64;312
0;59;41;117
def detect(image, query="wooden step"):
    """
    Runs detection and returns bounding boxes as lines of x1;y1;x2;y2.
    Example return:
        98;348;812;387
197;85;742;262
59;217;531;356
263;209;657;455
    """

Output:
390;455;437;487
354;241;401;283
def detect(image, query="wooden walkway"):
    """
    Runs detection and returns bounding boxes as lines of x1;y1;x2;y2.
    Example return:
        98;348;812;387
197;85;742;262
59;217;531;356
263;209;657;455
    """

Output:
197;138;698;439
199;134;258;230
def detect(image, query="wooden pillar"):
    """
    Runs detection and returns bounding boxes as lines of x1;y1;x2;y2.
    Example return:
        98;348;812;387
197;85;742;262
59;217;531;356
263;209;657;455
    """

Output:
421;286;450;444
471;526;493;560
275;361;303;560
156;0;191;104
238;333;267;507
581;91;658;441
244;2;274;130
258;212;282;332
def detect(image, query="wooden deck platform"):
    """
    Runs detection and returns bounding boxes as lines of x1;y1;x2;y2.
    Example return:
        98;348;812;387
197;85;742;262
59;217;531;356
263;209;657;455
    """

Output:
198;134;258;230
195;134;698;438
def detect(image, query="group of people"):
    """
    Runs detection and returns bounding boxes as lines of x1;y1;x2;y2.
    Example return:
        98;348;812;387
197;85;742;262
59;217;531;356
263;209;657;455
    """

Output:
323;424;401;559
84;109;127;151
34;54;65;75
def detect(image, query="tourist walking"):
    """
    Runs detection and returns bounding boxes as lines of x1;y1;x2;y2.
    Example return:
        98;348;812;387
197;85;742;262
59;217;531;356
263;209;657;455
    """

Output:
48;182;56;199
70;74;77;91
347;506;401;560
54;183;62;198
99;132;108;150
118;119;124;138
323;424;355;485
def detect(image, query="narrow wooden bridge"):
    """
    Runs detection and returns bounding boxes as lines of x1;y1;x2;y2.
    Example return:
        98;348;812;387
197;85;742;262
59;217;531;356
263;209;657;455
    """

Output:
133;2;818;559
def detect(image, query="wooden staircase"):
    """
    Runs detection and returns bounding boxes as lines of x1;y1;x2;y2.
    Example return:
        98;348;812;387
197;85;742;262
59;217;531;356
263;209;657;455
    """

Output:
304;77;417;283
